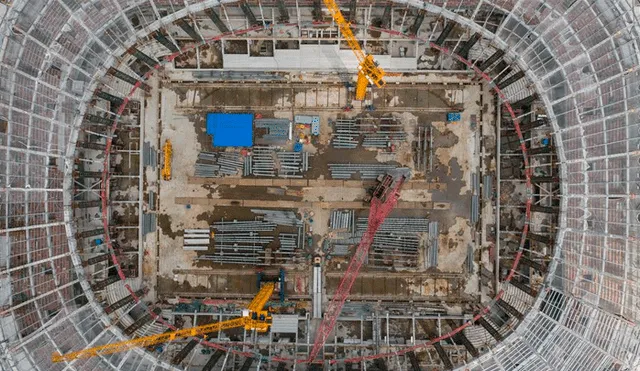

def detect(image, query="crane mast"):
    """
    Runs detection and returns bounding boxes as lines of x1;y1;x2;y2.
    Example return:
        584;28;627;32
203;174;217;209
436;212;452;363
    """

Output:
322;0;386;100
307;173;406;362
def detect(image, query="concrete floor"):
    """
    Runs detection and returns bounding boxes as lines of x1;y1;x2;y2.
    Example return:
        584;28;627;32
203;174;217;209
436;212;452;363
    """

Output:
141;69;495;319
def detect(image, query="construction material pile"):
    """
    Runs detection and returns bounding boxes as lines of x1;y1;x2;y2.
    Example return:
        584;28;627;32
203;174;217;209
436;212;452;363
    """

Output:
331;117;407;149
195;210;304;265
327;214;437;268
243;146;310;178
328;163;405;180
194;152;244;177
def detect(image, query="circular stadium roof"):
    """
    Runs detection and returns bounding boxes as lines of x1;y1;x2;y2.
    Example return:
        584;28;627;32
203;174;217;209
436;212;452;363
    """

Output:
0;0;639;370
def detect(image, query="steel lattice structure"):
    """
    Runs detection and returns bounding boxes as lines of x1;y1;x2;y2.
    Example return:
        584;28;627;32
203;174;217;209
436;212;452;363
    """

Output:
0;0;638;370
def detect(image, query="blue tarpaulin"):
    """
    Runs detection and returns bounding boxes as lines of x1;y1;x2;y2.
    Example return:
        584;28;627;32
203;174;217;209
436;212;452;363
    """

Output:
447;112;461;122
206;113;254;147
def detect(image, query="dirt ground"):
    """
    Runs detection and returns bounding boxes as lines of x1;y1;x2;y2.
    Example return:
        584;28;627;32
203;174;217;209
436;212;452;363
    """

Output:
146;78;488;309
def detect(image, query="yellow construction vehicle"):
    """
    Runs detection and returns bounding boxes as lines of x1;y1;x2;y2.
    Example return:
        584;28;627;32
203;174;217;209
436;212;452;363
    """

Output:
51;282;276;363
323;0;386;100
161;139;172;180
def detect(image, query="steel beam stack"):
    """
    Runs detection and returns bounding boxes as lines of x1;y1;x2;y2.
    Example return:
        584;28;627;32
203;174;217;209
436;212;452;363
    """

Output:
183;229;210;251
249;146;276;177
328;215;431;268
255;119;291;145
247;147;311;178
355;217;429;267
195;152;244;177
330;210;355;232
331;119;358;148
426;222;439;268
415;126;432;172
252;209;302;226
331;118;406;149
276;151;310;178
200;210;304;265
328;163;401;179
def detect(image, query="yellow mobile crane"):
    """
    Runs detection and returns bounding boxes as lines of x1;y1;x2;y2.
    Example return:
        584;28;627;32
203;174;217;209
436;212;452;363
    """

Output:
161;139;172;181
51;282;276;363
323;0;386;100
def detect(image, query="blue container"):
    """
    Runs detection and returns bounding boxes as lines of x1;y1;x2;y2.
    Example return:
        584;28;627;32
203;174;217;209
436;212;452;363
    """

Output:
447;112;461;122
294;143;303;152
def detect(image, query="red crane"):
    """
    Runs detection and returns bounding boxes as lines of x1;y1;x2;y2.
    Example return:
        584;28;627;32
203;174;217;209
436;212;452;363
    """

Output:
307;172;407;362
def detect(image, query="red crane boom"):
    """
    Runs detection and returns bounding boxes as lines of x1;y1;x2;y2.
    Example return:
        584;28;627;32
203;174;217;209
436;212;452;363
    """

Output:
307;173;406;362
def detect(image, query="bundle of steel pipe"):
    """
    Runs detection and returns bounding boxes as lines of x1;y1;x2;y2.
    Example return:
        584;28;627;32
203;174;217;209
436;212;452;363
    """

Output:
328;163;400;179
279;233;298;252
356;217;430;234
214;234;274;244
330;210;354;232
195;255;265;265
211;220;276;232
331;117;406;149
275;151;310;178
194;163;221;177
195;151;244;177
251;146;276;177
251;209;302;226
426;221;439;268
332;244;351;256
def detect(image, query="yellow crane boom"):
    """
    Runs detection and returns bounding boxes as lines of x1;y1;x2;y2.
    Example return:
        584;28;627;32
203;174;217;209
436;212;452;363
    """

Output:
322;0;386;100
52;283;276;363
161;139;172;180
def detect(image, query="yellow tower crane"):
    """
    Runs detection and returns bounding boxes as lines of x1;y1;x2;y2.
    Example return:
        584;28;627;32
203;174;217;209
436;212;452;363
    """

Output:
323;0;386;100
161;139;172;181
51;282;276;363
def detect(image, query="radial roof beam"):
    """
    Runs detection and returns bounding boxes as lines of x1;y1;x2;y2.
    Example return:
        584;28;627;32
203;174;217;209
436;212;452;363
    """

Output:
176;18;204;42
476;317;503;342
276;0;289;23
407;351;422;371
519;256;547;273
124;308;161;336
496;70;526;90
91;275;121;291
496;298;524;320
172;339;199;365
529;204;558;214
239;357;254;371
240;2;260;27
153;30;180;53
312;0;322;21
95;90;125;107
509;94;539;109
128;47;159;68
478;49;505;71
435;21;455;46
202;350;225;371
446;319;479;357
434;342;454;370
348;0;357;23
381;3;392;29
106;67;150;92
456;32;481;59
205;8;230;34
85;254;110;265
408;10;426;36
105;288;147;314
